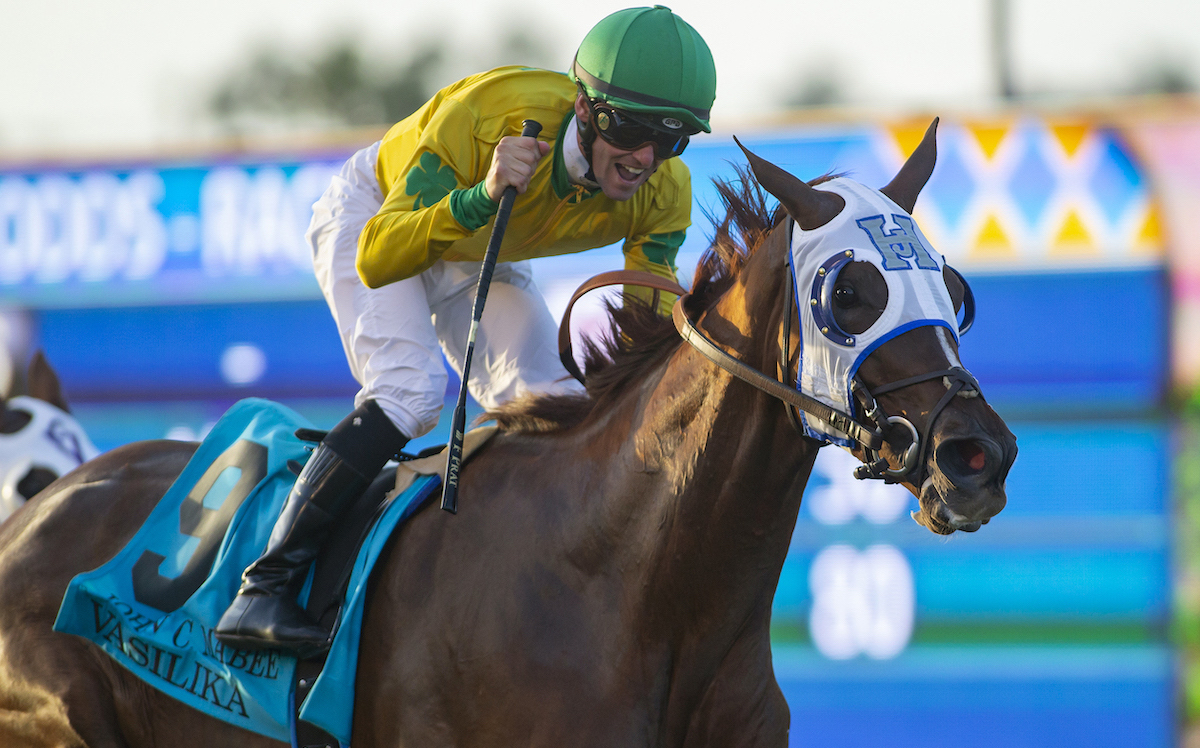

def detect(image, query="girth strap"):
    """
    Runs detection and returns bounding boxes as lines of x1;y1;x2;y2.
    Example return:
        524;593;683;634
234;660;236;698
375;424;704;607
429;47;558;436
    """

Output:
557;270;687;384
671;296;884;451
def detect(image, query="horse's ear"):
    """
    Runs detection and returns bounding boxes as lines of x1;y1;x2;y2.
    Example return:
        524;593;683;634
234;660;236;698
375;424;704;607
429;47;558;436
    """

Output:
734;136;845;230
27;350;70;413
880;117;939;213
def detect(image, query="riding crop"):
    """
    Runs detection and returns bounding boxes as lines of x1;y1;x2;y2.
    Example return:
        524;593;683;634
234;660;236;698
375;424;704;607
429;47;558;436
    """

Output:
442;118;543;513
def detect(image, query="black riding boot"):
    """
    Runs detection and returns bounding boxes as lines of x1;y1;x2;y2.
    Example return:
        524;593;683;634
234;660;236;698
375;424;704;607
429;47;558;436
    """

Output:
214;400;407;657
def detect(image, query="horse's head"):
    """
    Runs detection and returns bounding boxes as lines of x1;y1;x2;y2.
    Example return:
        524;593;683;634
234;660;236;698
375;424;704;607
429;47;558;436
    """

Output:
0;351;98;521
736;120;1017;535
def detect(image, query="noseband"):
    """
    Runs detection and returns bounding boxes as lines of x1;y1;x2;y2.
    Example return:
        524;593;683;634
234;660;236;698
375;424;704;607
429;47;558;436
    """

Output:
557;270;978;483
845;364;979;482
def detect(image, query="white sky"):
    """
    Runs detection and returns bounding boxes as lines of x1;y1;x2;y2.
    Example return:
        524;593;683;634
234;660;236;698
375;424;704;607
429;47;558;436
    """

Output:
1;0;1198;156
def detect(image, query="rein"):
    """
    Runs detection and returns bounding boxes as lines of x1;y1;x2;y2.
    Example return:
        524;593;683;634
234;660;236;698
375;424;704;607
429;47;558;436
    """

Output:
677;290;979;483
669;297;884;451
557;270;691;385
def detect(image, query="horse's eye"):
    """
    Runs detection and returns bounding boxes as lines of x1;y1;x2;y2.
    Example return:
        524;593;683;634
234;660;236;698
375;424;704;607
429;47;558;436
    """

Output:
834;285;856;308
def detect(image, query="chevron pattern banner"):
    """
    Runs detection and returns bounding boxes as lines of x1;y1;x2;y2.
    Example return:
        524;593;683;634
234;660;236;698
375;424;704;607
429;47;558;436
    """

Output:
897;118;1161;268
684;116;1163;272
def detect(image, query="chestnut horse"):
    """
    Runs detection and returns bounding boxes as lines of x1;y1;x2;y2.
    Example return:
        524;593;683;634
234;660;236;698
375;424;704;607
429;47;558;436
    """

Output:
0;124;1015;747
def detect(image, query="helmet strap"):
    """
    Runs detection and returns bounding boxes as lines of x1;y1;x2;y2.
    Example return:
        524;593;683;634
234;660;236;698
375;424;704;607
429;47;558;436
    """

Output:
574;83;599;183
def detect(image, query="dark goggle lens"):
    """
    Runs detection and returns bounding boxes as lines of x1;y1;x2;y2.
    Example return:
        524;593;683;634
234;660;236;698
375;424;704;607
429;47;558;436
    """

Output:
591;104;690;159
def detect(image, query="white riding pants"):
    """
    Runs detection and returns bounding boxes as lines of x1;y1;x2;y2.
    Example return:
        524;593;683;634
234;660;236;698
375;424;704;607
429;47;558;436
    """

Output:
308;141;583;439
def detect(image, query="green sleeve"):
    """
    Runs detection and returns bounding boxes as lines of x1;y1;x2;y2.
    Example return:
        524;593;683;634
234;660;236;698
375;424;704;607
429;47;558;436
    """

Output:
449;180;500;231
623;229;686;315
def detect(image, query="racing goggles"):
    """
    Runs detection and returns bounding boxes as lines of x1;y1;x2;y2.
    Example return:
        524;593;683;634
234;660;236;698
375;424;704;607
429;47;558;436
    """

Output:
588;100;692;160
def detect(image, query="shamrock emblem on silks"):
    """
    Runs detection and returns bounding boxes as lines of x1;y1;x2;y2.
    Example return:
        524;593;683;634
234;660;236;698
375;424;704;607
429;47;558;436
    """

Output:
405;151;459;209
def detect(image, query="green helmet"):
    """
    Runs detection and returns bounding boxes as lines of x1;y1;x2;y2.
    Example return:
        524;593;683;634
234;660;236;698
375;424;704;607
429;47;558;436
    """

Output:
570;5;717;134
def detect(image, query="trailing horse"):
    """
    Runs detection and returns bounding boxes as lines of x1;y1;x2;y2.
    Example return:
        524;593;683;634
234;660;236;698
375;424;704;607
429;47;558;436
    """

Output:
0;351;98;523
0;124;1015;747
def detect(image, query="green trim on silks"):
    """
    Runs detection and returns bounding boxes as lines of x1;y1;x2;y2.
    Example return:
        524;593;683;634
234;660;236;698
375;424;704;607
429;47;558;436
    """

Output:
449;181;499;231
550;109;576;200
405;151;458;209
571;6;717;133
642;230;686;267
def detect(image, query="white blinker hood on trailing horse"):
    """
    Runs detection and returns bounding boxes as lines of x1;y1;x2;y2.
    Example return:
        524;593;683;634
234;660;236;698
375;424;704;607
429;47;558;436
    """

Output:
0;396;99;519
788;177;959;447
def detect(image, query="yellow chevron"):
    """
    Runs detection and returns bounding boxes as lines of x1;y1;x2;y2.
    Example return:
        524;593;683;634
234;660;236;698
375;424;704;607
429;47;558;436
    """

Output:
971;214;1016;259
1134;204;1164;255
1050;209;1097;255
888;121;932;159
1049;122;1090;158
968;123;1010;161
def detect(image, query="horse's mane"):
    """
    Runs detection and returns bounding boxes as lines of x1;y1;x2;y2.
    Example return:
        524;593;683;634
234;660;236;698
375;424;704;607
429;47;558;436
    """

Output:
489;167;811;434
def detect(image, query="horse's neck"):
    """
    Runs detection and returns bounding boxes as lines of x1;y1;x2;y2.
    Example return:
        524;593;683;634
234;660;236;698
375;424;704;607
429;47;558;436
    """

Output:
611;264;817;627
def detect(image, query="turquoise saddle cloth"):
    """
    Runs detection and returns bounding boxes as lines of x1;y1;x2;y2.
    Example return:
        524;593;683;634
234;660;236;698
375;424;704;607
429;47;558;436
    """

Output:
53;398;440;745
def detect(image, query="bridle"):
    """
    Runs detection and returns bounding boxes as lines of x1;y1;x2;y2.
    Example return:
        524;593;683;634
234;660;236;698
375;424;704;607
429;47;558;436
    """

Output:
776;255;979;482
557;261;979;484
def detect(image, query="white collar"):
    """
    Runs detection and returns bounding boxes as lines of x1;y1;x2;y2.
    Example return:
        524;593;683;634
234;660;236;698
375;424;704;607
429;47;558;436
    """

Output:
562;115;599;189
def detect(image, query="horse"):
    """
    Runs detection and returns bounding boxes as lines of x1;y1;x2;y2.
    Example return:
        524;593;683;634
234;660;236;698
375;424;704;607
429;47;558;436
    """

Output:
0;351;98;523
0;121;1016;747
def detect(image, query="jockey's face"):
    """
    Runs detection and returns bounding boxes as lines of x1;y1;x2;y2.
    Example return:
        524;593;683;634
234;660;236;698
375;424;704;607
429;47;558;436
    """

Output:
575;95;664;201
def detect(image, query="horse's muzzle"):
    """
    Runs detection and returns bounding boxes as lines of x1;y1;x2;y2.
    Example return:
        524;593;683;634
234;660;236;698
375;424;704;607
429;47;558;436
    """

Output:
912;422;1017;535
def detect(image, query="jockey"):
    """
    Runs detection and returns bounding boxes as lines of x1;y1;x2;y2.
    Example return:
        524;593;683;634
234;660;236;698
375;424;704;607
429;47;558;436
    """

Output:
216;5;717;655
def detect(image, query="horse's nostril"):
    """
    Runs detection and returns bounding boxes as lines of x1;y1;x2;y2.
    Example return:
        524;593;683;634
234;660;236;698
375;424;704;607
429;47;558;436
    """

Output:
954;440;986;474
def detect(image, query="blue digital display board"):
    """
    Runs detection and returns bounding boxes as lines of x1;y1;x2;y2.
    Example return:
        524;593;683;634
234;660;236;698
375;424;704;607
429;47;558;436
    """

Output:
29;263;1167;418
5;128;1168;415
771;421;1172;747
0;157;341;307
